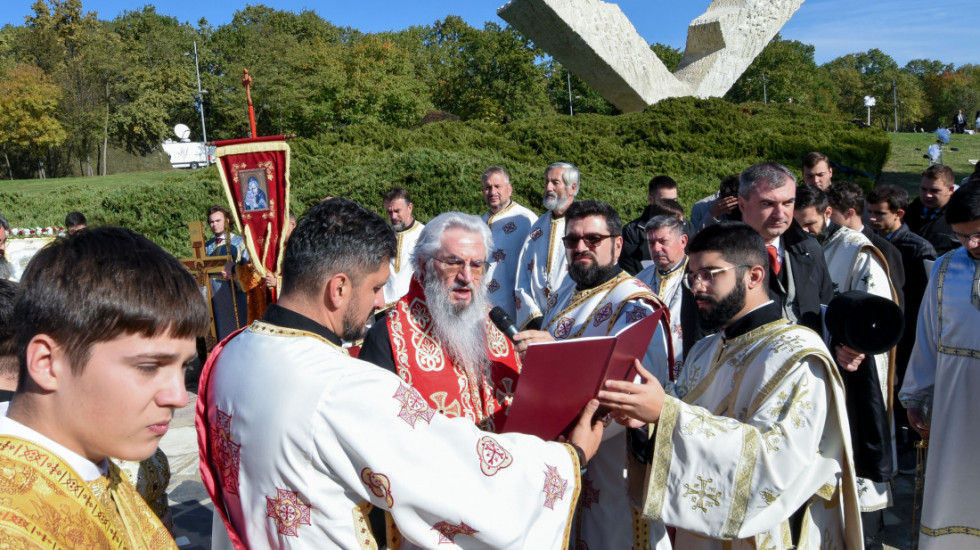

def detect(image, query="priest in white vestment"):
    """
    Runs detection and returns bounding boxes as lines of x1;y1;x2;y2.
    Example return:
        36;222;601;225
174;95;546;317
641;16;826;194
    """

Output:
382;187;425;309
900;183;980;550
480;167;537;318
516;201;672;550
795;186;900;540
599;222;863;550
514;162;580;329
200;199;604;550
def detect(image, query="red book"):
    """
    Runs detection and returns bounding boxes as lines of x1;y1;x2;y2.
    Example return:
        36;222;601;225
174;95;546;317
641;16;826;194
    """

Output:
500;310;664;440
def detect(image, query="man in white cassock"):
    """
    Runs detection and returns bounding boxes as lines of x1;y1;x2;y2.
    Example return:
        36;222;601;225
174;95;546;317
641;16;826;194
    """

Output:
382;187;425;309
599;221;862;550
635;214;704;375
514;162;579;330
516;200;671;550
795;184;899;546
900;182;980;550
480;166;537;318
199;199;604;550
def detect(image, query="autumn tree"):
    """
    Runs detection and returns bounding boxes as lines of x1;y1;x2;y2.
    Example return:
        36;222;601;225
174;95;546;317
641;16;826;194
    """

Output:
0;63;67;178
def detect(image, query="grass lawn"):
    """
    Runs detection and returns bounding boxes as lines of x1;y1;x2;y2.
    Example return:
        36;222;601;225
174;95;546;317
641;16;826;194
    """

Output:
0;168;193;195
879;132;979;193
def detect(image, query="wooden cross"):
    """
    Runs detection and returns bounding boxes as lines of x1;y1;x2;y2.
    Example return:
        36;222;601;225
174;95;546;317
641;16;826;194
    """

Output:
181;221;233;339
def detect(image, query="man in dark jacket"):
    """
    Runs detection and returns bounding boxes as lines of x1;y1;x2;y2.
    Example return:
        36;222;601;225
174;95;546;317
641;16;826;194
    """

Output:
906;165;960;256
737;162;834;334
619;175;693;274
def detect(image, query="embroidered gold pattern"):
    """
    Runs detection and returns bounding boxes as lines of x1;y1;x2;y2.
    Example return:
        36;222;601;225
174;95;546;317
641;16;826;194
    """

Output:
682;476;722;513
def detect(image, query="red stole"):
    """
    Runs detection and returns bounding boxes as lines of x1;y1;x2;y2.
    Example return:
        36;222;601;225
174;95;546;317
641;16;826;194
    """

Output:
386;276;521;432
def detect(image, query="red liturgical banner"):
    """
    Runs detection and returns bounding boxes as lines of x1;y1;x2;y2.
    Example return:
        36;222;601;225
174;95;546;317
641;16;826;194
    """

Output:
214;136;292;280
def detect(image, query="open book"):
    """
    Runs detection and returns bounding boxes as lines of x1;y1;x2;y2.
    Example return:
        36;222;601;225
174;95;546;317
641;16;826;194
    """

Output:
500;309;664;440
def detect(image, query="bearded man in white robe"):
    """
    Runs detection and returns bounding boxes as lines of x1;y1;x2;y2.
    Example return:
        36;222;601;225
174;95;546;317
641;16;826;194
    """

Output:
200;199;605;550
382;186;425;309
795;184;899;547
900;182;980;550
516;200;672;550
514;162;580;329
599;221;862;550
480;166;537;318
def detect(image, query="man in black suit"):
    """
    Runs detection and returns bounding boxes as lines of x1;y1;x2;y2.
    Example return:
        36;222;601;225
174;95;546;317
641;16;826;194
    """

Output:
737;162;833;333
906;165;960;256
826;181;906;310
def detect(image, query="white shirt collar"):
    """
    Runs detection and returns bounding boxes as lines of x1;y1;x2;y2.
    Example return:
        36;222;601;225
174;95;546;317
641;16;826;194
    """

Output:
0;405;107;480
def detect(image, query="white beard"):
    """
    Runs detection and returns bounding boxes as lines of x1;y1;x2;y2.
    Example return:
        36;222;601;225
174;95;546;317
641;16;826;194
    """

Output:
423;269;491;386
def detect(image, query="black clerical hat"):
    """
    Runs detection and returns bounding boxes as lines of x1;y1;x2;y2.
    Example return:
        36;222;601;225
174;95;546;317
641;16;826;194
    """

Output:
825;291;904;355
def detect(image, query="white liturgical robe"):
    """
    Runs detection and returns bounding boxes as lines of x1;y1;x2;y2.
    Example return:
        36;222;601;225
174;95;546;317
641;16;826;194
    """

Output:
900;248;980;550
641;311;862;550
636;256;688;369
820;225;898;511
541;271;670;550
200;320;581;549
515;211;568;328
383;220;424;308
482;201;537;318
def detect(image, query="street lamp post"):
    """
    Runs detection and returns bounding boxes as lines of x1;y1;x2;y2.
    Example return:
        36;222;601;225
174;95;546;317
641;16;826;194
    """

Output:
188;41;208;162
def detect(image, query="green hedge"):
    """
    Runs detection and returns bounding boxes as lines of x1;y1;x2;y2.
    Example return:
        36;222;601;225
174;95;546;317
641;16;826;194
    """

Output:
0;97;890;257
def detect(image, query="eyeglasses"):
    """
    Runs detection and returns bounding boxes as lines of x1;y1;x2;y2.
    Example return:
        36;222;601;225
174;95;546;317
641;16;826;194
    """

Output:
953;231;980;245
683;265;750;289
561;234;613;249
431;256;486;275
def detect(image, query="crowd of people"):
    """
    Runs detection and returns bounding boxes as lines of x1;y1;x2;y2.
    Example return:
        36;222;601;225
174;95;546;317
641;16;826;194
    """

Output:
0;153;978;550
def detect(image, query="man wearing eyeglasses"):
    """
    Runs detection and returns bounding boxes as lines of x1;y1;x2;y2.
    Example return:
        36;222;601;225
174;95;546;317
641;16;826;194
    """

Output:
515;200;671;550
900;182;980;549
738;162;834;333
598;221;862;550
361;212;521;432
514;162;581;330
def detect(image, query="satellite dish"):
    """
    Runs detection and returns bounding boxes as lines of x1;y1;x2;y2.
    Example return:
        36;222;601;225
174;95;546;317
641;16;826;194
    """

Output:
174;124;191;141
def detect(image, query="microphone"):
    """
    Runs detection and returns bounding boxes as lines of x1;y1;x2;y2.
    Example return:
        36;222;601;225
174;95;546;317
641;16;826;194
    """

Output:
489;307;520;342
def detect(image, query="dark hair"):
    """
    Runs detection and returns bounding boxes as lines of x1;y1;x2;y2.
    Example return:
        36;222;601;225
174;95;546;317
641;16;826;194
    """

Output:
719;174;741;199
648;198;684;219
795;184;829;212
14;227;209;382
867;185;909;213
564;200;623;236
647;175;677;195
382;187;412;205
739;162;795;199
0;280;17;358
803;151;830;169
922;165;954;186
0;214;9;232
688;222;768;284
946;182;980;225
281;198;397;297
826;181;865;215
64;211;87;227
208;205;231;219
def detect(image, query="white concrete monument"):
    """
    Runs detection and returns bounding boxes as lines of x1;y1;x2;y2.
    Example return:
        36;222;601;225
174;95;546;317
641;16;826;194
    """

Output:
498;0;805;112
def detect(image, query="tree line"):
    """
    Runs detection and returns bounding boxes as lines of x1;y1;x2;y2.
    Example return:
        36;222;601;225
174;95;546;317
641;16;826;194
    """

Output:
0;0;976;179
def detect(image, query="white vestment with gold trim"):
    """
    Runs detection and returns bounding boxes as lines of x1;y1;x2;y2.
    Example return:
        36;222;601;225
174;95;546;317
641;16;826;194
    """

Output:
482;201;537;318
383;221;424;309
636;257;688;368
206;321;580;549
540;271;670;550
900;248;980;549
821;225;898;511
515;212;568;329
642;319;862;550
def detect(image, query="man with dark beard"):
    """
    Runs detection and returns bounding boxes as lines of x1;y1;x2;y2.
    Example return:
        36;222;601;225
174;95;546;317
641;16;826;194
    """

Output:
360;212;521;432
514;200;670;550
597;222;862;550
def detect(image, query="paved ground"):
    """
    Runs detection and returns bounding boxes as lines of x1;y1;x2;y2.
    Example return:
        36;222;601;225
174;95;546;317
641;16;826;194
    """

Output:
163;392;919;549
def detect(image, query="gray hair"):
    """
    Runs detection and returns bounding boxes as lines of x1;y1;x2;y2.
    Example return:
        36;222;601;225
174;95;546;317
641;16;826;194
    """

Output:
644;214;685;236
546;162;581;197
412;212;494;272
482;166;510;186
738;162;796;199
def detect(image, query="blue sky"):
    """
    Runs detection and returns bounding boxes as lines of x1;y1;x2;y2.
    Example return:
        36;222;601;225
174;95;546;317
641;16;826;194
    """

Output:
2;0;976;67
